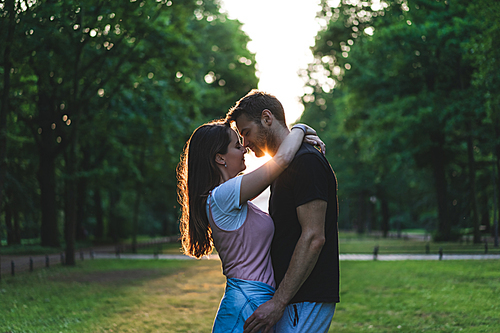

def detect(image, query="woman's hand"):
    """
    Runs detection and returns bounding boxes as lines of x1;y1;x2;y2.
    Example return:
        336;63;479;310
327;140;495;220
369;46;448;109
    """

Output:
294;123;317;136
304;134;326;155
292;123;325;155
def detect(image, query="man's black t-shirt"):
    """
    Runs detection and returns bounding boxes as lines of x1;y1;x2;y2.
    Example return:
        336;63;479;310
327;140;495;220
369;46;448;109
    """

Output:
269;143;340;304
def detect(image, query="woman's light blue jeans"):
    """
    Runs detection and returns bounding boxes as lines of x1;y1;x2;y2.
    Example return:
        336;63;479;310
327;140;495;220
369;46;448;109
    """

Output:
212;278;275;333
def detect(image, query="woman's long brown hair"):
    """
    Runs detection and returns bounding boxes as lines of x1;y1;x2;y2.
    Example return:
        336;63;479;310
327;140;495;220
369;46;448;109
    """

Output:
177;121;231;258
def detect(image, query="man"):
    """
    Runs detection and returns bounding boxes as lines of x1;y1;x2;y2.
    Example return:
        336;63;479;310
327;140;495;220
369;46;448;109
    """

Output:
225;90;340;333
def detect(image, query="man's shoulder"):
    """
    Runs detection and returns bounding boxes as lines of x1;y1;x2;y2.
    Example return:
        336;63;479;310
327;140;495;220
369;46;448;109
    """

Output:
296;143;323;158
294;144;330;167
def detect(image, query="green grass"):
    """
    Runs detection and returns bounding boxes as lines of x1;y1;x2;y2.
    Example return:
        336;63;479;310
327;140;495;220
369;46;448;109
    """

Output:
338;238;497;254
338;231;499;255
333;260;500;332
0;259;201;333
133;232;498;256
1;259;499;332
3;232;498;256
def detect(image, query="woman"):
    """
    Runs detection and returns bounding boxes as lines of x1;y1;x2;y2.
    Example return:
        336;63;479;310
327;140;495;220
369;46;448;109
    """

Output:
177;119;322;332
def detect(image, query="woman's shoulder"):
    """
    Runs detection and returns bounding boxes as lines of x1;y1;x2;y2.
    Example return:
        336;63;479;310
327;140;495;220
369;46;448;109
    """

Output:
210;176;244;209
212;175;243;195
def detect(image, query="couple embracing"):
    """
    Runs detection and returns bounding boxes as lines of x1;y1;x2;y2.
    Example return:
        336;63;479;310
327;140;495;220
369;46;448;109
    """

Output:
177;90;340;333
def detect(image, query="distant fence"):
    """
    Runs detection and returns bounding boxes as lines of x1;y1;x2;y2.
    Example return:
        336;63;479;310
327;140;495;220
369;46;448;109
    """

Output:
0;236;180;281
0;251;91;281
114;236;180;255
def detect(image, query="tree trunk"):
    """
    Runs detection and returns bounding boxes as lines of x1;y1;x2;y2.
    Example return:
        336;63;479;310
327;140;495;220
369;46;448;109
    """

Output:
467;130;481;243
37;71;60;247
4;187;20;245
94;188;104;239
366;197;373;234
5;200;14;245
0;0;15;208
481;202;490;234
76;147;90;241
355;192;366;234
107;190;120;243
381;197;390;238
13;208;21;244
131;190;141;254
430;131;450;241
64;139;77;266
39;146;60;247
131;147;146;253
495;121;500;247
76;177;86;241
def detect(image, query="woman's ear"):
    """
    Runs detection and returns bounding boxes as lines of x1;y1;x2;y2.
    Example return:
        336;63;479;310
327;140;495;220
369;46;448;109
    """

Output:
261;109;273;127
215;154;225;166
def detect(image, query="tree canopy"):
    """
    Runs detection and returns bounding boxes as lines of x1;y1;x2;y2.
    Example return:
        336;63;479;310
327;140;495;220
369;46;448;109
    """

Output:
0;0;258;261
301;0;500;242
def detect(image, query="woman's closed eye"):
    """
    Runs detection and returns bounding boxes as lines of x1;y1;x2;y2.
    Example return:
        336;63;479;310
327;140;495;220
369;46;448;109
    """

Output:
236;143;247;152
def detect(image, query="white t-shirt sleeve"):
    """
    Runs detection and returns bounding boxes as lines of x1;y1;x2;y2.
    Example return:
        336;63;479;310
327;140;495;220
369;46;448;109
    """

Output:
207;176;248;231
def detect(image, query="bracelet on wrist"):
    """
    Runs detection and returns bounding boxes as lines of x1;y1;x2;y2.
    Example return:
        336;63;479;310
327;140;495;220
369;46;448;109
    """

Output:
291;124;307;135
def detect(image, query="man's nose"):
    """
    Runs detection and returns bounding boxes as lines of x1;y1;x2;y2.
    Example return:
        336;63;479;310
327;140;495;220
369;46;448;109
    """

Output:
242;137;249;147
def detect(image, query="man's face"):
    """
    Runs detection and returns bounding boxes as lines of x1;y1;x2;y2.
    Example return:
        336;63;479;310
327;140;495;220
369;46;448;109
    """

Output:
235;115;268;157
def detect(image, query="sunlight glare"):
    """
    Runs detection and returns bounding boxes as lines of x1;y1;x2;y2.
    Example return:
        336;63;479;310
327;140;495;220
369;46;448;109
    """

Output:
371;0;383;11
364;27;374;35
204;72;216;84
244;151;271;173
244;151;272;212
220;0;323;125
327;0;341;7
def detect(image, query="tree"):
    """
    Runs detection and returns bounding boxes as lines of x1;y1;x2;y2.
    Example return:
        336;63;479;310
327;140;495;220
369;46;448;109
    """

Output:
302;0;496;241
464;0;500;244
0;0;258;262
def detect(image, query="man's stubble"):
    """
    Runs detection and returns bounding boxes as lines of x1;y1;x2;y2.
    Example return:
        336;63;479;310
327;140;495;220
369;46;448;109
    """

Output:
254;124;280;158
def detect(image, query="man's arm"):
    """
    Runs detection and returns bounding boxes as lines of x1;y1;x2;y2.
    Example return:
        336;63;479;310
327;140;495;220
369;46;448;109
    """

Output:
243;199;327;333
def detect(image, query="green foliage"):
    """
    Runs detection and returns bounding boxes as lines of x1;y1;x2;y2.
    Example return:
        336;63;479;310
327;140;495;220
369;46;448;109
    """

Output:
302;0;500;240
0;1;258;246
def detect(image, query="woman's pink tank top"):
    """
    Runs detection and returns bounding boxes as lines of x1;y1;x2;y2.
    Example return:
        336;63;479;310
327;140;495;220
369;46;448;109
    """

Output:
209;200;275;288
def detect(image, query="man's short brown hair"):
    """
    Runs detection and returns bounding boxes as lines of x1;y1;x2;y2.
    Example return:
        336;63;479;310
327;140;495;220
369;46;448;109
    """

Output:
225;90;286;126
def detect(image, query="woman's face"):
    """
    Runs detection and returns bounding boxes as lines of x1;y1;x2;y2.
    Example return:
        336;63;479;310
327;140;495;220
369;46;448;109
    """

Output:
221;129;247;177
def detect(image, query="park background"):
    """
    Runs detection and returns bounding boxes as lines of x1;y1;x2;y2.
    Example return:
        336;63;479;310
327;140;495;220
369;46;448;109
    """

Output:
1;0;500;332
1;0;499;260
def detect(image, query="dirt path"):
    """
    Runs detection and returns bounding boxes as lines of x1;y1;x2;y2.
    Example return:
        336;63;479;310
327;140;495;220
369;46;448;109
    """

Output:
85;260;225;333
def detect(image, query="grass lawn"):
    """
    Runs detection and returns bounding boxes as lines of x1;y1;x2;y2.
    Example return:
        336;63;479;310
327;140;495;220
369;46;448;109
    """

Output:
1;258;499;332
3;231;498;257
338;231;499;255
338;237;499;255
131;234;499;257
334;260;500;332
0;259;224;333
